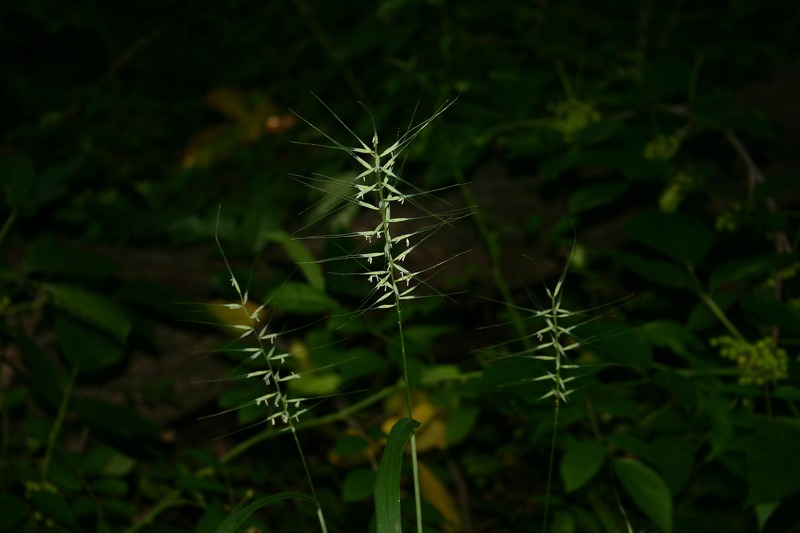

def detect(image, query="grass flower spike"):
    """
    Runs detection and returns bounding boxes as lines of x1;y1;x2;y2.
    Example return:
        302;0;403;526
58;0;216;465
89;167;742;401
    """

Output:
294;97;468;532
211;219;328;532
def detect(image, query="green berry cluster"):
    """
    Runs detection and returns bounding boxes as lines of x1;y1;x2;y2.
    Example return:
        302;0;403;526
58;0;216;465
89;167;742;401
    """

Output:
547;98;601;142
644;134;681;160
658;170;695;212
714;201;742;232
710;335;789;386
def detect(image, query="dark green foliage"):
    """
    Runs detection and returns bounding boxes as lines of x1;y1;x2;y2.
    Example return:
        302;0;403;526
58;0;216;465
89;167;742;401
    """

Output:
2;1;799;532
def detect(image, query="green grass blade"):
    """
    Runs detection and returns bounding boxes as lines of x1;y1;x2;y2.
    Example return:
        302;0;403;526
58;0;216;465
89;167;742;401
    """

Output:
214;492;318;533
374;417;420;533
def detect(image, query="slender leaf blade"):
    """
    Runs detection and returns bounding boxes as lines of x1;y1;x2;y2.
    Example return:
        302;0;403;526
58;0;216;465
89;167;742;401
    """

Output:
214;492;318;533
375;417;420;533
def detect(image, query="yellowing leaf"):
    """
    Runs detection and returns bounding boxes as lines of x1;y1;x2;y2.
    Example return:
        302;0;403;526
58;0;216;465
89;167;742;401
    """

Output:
204;87;254;124
381;392;447;452
418;461;461;532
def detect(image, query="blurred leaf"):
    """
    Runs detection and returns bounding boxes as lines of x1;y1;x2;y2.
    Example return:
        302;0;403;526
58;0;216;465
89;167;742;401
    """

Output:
264;231;325;291
29;491;77;529
755;502;780;532
12;330;62;408
91;479;128;497
640;320;703;360
334;434;370;457
218;388;262;425
0;154;80;216
70;398;160;438
644;57;693;98
613;458;673;533
690;91;776;138
645;435;694;494
266;282;338;314
539;148;666;181
0;494;29;530
55;314;125;373
568;182;628;213
561;440;606;493
742;298;800;331
687;292;737;331
626;212;715;266
709;254;792;292
343;468;376;502
338;348;389;382
611;250;695;290
0;386;26;409
81;446;137;477
375;417;419;533
445;405;479;446
0;154;35;214
117;280;188;320
747;421;800;504
41;283;130;343
24;238;119;279
576;322;652;370
418;461;461;531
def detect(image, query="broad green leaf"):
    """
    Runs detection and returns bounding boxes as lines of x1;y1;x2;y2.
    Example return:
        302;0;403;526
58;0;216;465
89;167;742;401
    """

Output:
24;238;119;279
568;182;627;213
747;422;800;504
55;314;125;373
445;405;480;446
264;230;325;291
266;281;338;314
611;251;695;290
343;468;377;502
375;417;420;533
626;212;715;266
40;283;130;343
560;440;606;493
613;458;673;533
214;492;319;533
